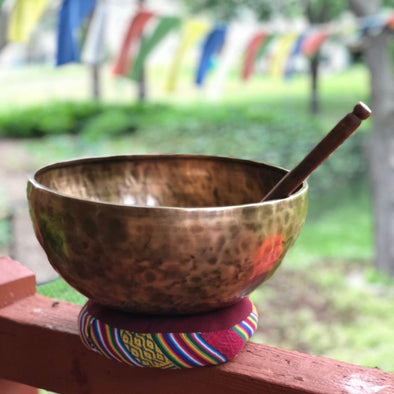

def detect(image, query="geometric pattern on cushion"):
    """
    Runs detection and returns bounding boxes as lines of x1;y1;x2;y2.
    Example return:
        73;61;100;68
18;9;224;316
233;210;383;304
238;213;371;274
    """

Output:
78;299;258;369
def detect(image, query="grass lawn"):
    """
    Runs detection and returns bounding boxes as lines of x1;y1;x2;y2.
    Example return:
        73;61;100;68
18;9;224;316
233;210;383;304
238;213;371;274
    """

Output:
1;63;393;372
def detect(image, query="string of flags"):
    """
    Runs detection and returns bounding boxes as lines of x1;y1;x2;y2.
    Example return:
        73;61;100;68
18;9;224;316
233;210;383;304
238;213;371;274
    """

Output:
1;0;394;94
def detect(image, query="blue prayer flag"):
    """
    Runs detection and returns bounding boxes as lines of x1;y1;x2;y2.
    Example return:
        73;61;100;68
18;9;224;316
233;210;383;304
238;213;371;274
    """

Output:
196;25;227;86
56;0;97;66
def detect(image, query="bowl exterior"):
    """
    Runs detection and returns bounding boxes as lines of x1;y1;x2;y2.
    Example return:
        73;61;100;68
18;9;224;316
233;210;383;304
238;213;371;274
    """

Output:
27;158;308;315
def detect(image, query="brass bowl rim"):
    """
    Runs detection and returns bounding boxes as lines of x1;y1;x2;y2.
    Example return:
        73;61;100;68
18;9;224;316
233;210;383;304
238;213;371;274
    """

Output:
28;154;308;212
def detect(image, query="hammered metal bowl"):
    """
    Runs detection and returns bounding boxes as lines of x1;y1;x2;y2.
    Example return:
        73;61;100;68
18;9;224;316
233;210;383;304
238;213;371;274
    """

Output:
27;155;308;315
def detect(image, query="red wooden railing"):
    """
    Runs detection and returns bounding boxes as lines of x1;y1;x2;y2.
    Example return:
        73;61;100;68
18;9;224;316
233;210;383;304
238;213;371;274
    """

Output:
0;256;393;394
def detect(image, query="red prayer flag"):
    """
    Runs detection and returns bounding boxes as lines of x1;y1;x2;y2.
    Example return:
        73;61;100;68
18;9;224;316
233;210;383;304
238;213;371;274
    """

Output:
301;30;329;58
242;31;267;80
387;11;394;29
112;10;154;76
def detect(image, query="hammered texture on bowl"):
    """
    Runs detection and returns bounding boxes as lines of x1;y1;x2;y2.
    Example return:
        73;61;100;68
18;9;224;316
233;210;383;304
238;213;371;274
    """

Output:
27;155;308;315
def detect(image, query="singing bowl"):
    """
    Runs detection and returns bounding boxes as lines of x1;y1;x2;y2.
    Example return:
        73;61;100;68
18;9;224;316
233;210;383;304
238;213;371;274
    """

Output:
27;155;308;315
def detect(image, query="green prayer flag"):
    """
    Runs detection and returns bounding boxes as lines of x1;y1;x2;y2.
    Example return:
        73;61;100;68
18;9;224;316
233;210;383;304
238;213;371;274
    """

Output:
256;34;275;60
129;16;181;81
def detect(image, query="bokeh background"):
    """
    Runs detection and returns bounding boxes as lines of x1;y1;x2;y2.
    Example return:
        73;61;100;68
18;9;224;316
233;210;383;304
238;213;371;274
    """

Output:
0;0;393;375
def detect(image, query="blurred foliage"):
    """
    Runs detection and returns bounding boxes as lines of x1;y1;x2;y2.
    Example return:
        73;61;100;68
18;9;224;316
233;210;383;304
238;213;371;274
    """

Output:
251;257;394;372
0;101;138;138
181;0;346;22
37;278;87;305
182;0;394;22
289;181;373;266
0;99;369;198
81;107;138;141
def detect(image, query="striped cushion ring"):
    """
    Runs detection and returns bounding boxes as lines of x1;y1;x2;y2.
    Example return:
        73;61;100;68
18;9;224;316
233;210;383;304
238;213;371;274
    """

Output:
78;298;258;369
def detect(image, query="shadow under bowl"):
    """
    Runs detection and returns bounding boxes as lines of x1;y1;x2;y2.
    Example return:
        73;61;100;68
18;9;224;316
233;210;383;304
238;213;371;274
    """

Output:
27;154;308;315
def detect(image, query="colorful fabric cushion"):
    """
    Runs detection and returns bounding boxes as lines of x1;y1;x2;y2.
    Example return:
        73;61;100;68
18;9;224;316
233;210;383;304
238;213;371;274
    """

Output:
79;298;258;369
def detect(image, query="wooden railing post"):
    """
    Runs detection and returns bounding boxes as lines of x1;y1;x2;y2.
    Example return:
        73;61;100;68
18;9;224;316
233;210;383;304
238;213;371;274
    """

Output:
0;256;36;308
0;257;38;394
0;379;38;394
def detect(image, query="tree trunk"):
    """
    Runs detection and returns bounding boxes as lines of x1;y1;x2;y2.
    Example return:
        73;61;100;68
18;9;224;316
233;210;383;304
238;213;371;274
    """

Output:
305;1;330;114
91;64;101;100
138;67;146;101
348;0;394;275
310;56;320;113
137;0;146;101
0;10;8;51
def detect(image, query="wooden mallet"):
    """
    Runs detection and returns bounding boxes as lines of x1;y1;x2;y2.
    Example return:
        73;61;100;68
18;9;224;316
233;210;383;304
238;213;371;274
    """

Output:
261;102;371;202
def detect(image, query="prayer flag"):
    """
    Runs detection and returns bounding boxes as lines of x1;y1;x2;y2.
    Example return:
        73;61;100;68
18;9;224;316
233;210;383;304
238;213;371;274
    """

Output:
81;0;107;65
256;34;275;61
8;0;49;42
56;0;97;66
242;31;267;80
207;22;255;100
301;29;329;57
112;10;155;76
360;13;387;36
195;24;227;86
129;15;181;81
269;32;298;77
284;32;307;79
387;11;394;29
166;19;209;92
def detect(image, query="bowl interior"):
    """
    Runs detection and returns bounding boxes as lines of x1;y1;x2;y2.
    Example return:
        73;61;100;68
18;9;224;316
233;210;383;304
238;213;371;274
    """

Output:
34;155;288;208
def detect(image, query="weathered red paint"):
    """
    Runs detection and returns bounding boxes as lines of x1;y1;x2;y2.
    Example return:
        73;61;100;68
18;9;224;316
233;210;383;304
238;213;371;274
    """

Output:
0;379;38;394
0;256;36;308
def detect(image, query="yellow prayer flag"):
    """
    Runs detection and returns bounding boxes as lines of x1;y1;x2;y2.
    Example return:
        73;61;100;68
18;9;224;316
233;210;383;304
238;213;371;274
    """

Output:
166;19;209;92
269;33;299;78
8;0;49;42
